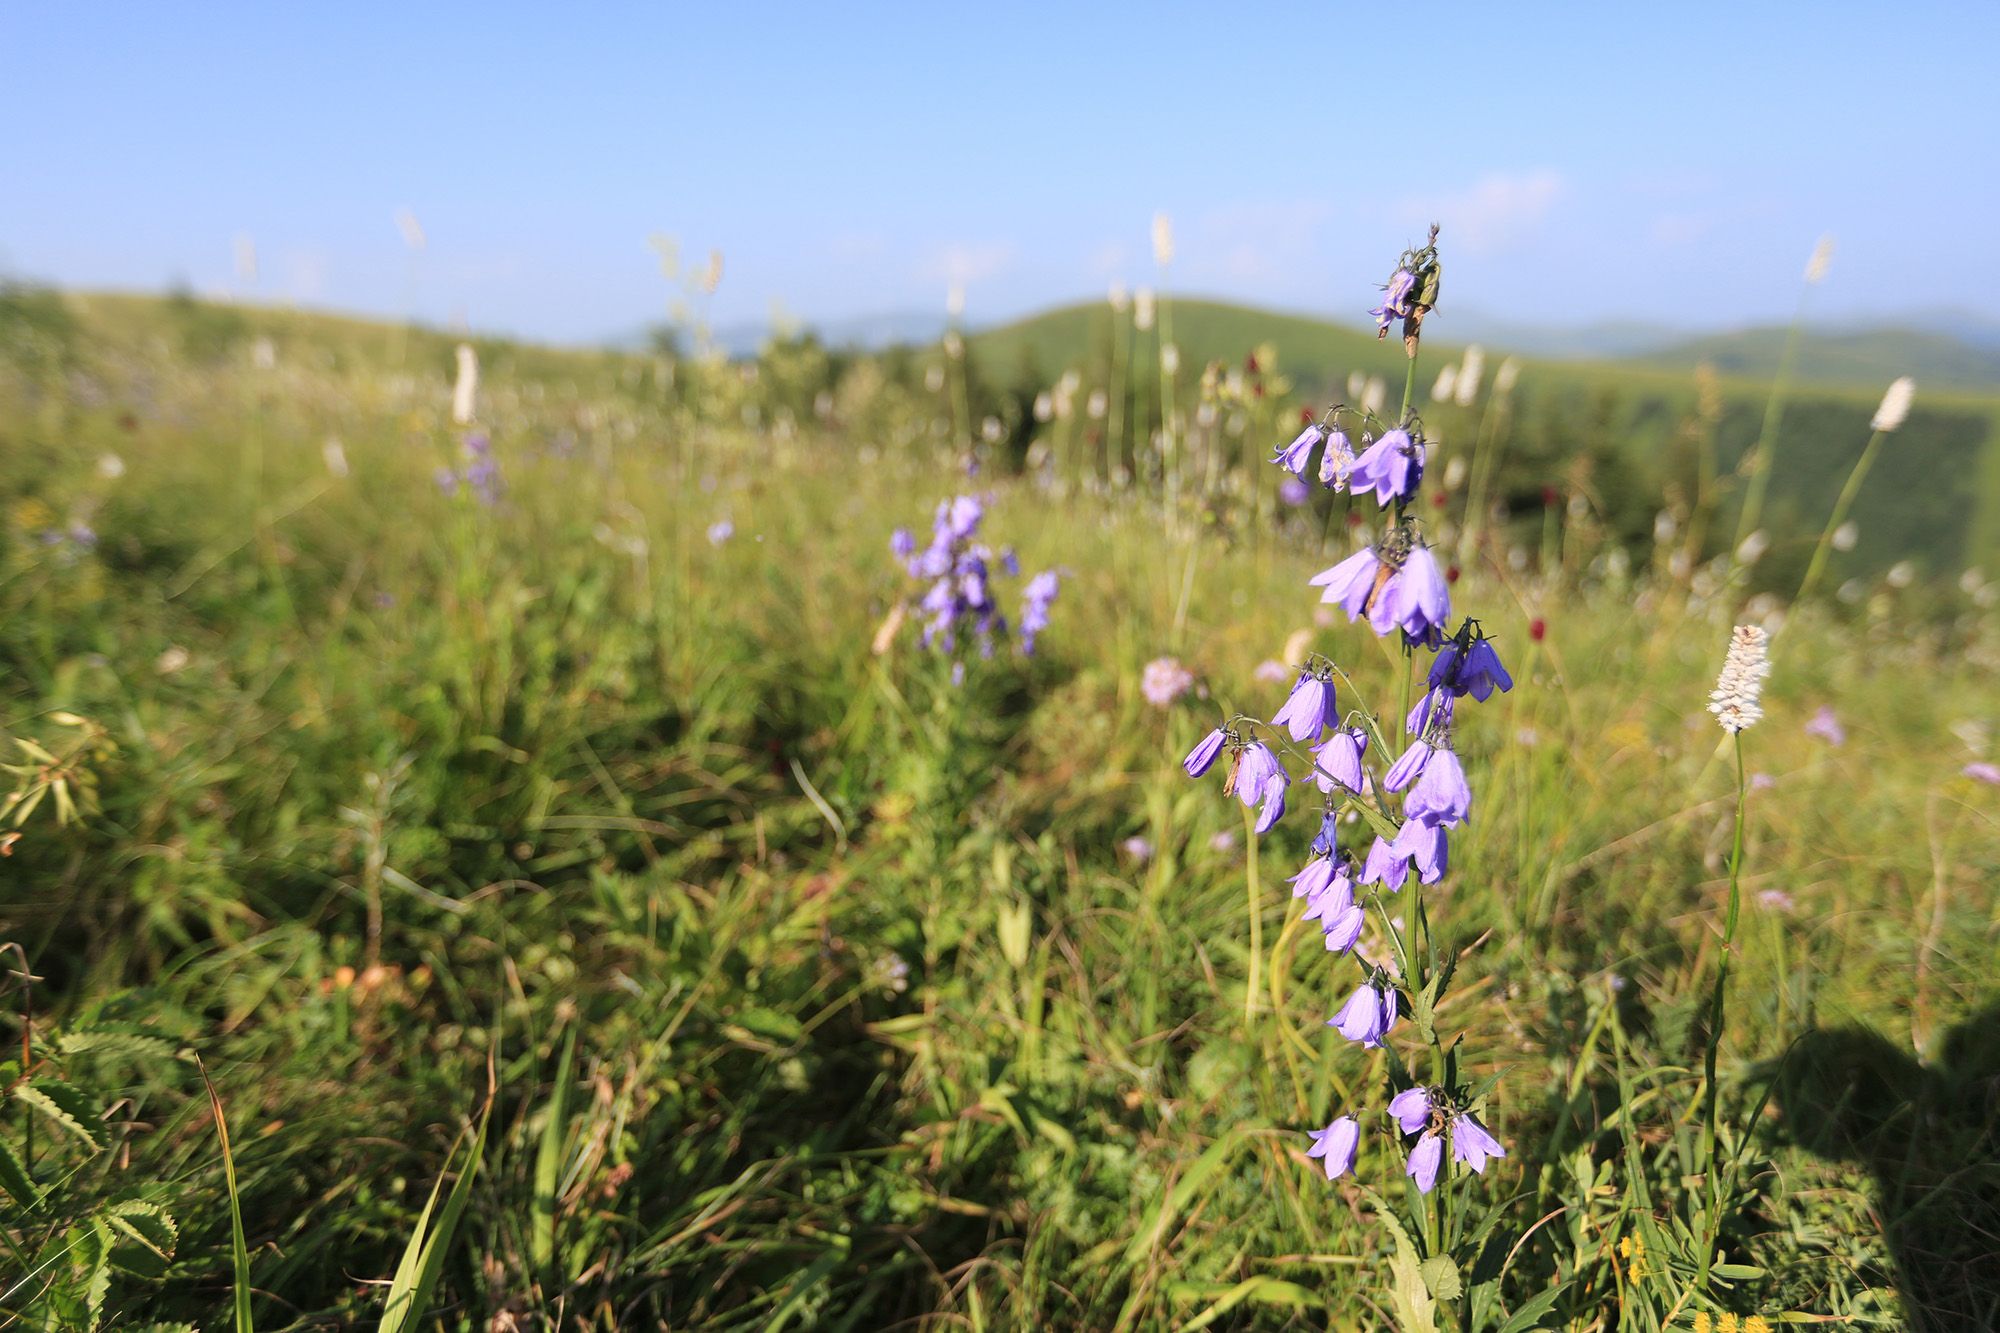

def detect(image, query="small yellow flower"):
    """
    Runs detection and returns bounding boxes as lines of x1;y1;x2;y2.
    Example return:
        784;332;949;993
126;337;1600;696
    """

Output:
1692;1315;1712;1333
1618;1236;1633;1259
1744;1319;1771;1333
1718;1316;1740;1333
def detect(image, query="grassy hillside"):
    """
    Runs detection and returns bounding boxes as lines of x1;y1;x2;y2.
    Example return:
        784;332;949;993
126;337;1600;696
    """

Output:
968;296;2000;578
1638;325;2000;390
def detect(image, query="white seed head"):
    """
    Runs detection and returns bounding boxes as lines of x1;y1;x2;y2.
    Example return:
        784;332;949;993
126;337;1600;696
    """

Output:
946;281;966;320
1804;234;1835;285
1108;281;1129;312
451;343;479;425
1160;343;1179;375
1443;456;1469;489
1887;560;1916;588
1431;366;1458;402
1709;625;1770;734
96;453;125;480
1346;371;1366;401
1494;357;1521;395
1831;521;1858;552
1087;389;1107;420
701;250;724;295
1361;376;1386;417
1735;530;1770;565
1654;510;1678;543
1033;392;1053;423
322;438;349;478
1151;212;1175;266
1455;345;1484;406
1871;376;1914;432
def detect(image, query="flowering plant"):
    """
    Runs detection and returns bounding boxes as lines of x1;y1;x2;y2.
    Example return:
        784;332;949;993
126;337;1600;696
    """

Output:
884;495;1060;670
1185;232;1529;1326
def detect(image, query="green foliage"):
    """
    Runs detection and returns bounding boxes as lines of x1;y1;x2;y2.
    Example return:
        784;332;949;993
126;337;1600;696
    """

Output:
0;293;1993;1328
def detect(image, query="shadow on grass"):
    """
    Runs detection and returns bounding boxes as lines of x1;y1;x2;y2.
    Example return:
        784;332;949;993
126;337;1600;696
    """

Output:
1774;1007;2000;1330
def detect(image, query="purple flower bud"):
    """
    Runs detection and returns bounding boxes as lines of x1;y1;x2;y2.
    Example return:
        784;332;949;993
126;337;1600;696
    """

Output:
1306;1116;1360;1181
1183;727;1228;778
1370;269;1417;332
1273;424;1323;478
1406;1131;1443;1193
1407;687;1454;737
1388;1087;1431;1135
1272;672;1334;742
891;527;917;559
1231;742;1291;833
1450;1111;1507;1174
1313;727;1368;794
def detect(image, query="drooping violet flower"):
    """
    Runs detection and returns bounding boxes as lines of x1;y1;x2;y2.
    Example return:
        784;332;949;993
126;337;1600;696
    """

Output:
1230;742;1290;833
1273;424;1324;477
1272;671;1334;742
1390;817;1449;884
1358;834;1410;889
1406;1131;1444;1193
1319;428;1355;490
1330;981;1398;1049
1279;477;1311;507
1388;1087;1431;1135
1404;747;1471;827
1450;1111;1507;1174
1383;546;1451;641
1309;809;1342;857
890;527;917;560
1370;269;1417;333
1804;706;1846;746
1430;636;1514;701
1349;429;1425;508
1184;727;1228;778
1312;727;1368;794
1311;547;1382;620
1383;740;1433;793
1306;1116;1360;1181
1302;867;1354;922
1320;903;1366;953
1289;854;1339;901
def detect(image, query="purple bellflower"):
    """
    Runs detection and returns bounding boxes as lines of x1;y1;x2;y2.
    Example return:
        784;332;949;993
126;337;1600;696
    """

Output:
1388;1087;1432;1135
1272;670;1334;742
1407;1132;1444;1193
1273;424;1324;477
1312;727;1368;794
1307;1117;1360;1181
1184;727;1229;778
1349;429;1426;509
1330;980;1399;1049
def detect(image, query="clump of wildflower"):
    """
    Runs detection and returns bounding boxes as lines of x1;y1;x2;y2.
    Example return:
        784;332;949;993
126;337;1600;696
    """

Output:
887;495;1058;665
1709;626;1770;733
1141;657;1196;707
437;432;503;506
1804;706;1844;746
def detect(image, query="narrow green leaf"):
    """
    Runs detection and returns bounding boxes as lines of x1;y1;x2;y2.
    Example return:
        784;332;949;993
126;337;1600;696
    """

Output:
531;1029;576;1275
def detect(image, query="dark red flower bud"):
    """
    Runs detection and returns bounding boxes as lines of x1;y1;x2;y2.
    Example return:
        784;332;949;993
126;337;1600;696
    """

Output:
1529;617;1547;641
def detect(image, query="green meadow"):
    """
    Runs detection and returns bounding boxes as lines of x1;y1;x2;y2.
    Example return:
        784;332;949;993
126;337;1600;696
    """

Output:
2;288;1998;1330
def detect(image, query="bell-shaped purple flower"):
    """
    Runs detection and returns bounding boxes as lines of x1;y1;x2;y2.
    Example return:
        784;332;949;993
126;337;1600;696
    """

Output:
1288;854;1337;901
1273;424;1324;477
1318;428;1355;490
1383;739;1432;793
1383;546;1450;640
1358;834;1410;889
1184;727;1228;778
1306;1116;1360;1181
1320;903;1366;953
1232;742;1290;833
1349;429;1425;508
1406;1131;1444;1193
1329;981;1398;1049
1309;810;1342;857
1459;639;1514;700
1313;727;1368;795
1388;1087;1431;1135
1405;747;1470;826
1272;672;1334;742
1311;547;1381;621
1450;1112;1507;1174
1302;869;1354;924
1390;817;1449;884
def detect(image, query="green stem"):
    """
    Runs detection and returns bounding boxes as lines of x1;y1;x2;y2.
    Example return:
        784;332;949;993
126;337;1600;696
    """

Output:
1795;428;1886;607
1243;803;1262;1026
1733;290;1810;554
1698;730;1747;1286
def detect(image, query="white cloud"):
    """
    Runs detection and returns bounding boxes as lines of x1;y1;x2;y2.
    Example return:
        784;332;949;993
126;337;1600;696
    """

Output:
1399;170;1564;255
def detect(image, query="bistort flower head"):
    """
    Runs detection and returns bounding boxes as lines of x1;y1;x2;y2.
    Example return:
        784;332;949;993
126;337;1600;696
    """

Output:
1871;376;1914;432
1709;625;1770;734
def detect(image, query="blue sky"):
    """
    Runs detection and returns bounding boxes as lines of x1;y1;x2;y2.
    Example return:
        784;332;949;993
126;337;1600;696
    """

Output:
5;3;1995;343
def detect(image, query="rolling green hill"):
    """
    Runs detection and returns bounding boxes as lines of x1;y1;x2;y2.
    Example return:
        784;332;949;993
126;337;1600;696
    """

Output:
1638;325;2000;390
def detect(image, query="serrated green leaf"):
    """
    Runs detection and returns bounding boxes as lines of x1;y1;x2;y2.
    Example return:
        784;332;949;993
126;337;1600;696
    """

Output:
105;1200;179;1278
1420;1254;1462;1301
57;1028;179;1062
1361;1187;1438;1333
1495;1282;1564;1333
0;1132;39;1208
15;1079;101;1149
